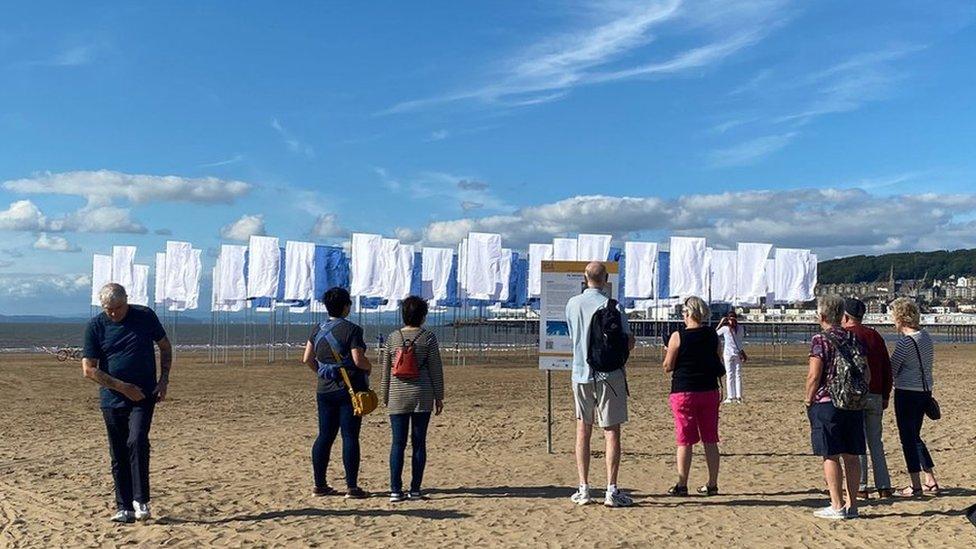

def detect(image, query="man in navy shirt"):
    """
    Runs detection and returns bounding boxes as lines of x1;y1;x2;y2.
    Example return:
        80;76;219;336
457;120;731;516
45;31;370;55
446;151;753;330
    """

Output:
83;283;173;523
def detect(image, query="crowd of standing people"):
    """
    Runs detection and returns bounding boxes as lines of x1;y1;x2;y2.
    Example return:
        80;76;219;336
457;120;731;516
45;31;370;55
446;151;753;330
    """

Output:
81;271;939;523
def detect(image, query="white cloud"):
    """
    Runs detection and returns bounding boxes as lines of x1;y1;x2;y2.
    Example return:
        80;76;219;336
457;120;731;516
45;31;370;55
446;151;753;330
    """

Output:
310;214;348;239
0;273;90;298
271;118;315;158
33;233;80;252
50;204;147;234
199;154;245;168
416;189;976;259
3;170;252;206
0;200;47;231
427;130;450;142
220;214;266;242
707;132;797;167
51;45;96;67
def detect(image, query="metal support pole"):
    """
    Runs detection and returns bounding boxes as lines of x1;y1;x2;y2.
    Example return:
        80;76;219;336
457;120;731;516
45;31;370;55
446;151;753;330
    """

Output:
546;369;553;455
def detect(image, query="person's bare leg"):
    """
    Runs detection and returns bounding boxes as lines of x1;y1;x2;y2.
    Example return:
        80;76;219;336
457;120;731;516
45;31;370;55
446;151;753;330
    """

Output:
576;420;592;486
703;443;720;487
823;456;844;509
841;454;860;511
676;445;692;487
605;425;621;486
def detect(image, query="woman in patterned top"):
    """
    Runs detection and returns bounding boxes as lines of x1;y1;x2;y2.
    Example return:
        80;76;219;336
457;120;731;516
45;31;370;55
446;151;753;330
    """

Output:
805;295;866;520
381;296;445;502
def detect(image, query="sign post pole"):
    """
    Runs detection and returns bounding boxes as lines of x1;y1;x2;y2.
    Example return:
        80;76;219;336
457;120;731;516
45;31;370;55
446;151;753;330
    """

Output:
546;370;553;454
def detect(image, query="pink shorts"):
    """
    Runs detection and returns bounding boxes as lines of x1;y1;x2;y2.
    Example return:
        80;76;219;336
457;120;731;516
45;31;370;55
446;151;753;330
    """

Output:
669;390;721;446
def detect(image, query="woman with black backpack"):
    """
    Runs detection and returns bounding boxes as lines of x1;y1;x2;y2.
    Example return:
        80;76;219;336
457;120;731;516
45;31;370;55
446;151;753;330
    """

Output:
381;296;445;503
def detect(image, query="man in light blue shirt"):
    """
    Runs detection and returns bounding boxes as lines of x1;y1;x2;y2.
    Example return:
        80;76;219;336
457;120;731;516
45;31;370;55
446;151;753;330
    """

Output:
564;262;635;508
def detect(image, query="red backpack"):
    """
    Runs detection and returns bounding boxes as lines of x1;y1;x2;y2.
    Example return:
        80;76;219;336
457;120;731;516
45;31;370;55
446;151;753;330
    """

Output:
392;330;423;380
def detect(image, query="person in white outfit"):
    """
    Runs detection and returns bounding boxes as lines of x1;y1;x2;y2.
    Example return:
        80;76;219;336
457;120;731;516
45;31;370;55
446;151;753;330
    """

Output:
715;312;746;403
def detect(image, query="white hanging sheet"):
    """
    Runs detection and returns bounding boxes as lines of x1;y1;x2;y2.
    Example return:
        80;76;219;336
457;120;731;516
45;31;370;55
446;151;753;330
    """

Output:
774;248;812;302
577;234;611;262
164;241;192;304
284;241;315;301
764;258;776;303
457;239;468;299
216;245;247;302
421;247;453;301
528;243;553;298
377;238;401;299
668;236;707;297
111;245;136;294
246;235;280;299
350;233;382;297
491;249;512;302
624;241;657;298
708;250;737;303
804;253;818;300
735;242;772;304
154;252;167;305
465;232;502;297
388;243;414;302
91;254;113;306
183;249;203;310
129;264;150;306
552;238;577;261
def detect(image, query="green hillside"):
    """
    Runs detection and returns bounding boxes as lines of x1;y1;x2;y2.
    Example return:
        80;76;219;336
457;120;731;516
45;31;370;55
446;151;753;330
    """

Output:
818;249;976;284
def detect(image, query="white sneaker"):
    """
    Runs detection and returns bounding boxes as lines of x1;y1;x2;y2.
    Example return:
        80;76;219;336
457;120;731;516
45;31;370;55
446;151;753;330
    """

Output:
604;489;634;508
813;505;846;520
133;501;151;521
110;510;134;524
722;398;733;404
570;487;592;506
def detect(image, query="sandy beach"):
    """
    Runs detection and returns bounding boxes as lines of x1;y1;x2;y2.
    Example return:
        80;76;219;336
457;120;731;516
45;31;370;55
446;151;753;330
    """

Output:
1;345;974;548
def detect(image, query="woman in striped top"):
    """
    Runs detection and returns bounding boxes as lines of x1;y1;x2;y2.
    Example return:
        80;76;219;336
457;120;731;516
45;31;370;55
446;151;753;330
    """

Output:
889;297;939;497
381;296;445;502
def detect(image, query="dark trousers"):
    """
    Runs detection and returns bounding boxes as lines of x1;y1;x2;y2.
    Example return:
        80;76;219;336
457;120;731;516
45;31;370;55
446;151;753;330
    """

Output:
312;390;362;490
894;389;935;474
389;412;432;493
102;401;155;511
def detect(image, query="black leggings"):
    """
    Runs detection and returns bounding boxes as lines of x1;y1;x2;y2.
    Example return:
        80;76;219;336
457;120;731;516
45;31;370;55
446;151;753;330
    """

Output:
894;389;934;474
312;390;362;489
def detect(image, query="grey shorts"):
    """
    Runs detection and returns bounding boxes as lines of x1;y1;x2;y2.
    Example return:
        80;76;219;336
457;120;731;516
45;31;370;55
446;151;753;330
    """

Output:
573;369;628;428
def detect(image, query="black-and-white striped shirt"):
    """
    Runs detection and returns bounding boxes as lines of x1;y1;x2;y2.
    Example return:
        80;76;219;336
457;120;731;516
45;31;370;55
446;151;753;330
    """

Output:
380;327;445;415
890;329;934;392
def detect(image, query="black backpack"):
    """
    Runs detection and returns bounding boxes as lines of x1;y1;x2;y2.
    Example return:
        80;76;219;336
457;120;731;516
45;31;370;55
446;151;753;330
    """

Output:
586;298;630;373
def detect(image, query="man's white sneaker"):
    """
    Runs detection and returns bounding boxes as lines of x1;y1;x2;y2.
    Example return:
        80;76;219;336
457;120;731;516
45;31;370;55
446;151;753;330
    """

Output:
133;501;151;521
813;505;846;520
604;489;634;508
570;487;593;506
110;510;134;524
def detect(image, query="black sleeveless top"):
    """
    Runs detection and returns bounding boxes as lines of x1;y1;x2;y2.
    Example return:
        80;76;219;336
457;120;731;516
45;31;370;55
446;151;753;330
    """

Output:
671;327;723;393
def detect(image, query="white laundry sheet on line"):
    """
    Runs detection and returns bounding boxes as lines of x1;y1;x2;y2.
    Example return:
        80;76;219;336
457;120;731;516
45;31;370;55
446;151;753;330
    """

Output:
129;264;150;307
774;248;814;302
284;241;315;301
668;236;707;298
350;233;382;297
552;238;577;261
216;245;247;303
624;241;657;298
465;232;502;297
577;234;611;262
421;247;454;301
528;243;553;297
91;254;113;306
708;250;737;303
164;241;193;304
246;235;280;299
111;245;136;294
376;238;401;300
735;242;772;305
154;252;167;305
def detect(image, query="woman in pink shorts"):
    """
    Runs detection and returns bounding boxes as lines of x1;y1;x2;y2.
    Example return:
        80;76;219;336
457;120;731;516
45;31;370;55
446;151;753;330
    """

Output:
662;296;726;496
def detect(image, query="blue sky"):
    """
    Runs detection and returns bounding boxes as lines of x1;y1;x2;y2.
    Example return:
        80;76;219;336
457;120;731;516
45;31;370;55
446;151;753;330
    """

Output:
1;1;975;314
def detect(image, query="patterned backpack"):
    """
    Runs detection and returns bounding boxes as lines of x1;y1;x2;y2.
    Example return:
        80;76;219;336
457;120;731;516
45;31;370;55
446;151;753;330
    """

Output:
823;331;871;411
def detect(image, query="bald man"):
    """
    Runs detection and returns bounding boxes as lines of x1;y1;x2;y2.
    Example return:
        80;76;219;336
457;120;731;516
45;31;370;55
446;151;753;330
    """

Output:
565;262;636;507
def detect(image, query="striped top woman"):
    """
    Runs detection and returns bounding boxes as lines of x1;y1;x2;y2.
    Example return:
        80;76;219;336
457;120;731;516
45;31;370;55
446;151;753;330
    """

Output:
380;296;445;502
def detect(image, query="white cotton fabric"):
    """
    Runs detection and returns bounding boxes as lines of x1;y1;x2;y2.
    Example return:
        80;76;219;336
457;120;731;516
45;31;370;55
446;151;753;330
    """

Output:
668;236;707;298
491;249;512;302
350;233;382;297
164;241;192;304
388;243;414;302
735;242;772;304
111;245;136;294
284;241;315;301
154;252;167;305
91;254;113;306
421;247;453;301
183;249;203;310
377;238;401;299
528;243;553;298
804;253;818;301
457;239;468;299
765;258;776;303
577;234;611;262
246;235;280;299
774;248;813;302
708;250;737;303
552;238;577;261
129;264;150;307
216;245;247;302
465;232;502;297
624;241;657;299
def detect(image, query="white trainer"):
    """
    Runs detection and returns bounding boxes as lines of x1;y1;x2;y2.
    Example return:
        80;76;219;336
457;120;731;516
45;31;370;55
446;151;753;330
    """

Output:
813;505;846;520
110;510;134;524
133;501;151;521
604;489;634;508
570;487;592;506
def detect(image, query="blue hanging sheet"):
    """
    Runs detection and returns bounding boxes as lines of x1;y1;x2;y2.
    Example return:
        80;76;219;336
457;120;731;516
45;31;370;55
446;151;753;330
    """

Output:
410;251;423;297
313;245;350;303
503;255;529;308
441;253;460;307
658;250;671;299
